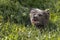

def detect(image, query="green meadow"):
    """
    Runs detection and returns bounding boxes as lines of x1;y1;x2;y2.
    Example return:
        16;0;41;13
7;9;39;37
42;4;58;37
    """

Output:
0;0;60;40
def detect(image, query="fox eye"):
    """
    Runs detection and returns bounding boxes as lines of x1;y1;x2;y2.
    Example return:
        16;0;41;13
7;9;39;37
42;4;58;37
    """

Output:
38;14;42;16
32;11;35;13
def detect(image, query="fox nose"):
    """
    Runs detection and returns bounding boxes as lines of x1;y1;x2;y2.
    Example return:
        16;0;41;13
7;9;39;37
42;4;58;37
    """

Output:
33;15;37;18
33;16;37;18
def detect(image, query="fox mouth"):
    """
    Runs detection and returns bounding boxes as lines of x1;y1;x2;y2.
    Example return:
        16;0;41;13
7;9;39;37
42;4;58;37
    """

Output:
32;18;44;25
33;19;38;21
32;18;38;21
32;18;39;24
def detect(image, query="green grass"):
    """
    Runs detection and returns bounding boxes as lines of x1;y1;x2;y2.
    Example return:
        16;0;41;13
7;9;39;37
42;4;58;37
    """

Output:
0;13;60;40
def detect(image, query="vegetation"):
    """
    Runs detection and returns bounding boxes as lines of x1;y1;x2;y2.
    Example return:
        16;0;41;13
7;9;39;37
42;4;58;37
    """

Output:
0;0;60;40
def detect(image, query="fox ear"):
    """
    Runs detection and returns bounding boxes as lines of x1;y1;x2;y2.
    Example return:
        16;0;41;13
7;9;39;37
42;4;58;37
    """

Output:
45;9;50;14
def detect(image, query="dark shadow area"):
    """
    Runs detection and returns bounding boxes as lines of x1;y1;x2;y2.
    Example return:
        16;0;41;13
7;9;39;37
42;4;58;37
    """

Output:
42;20;57;32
